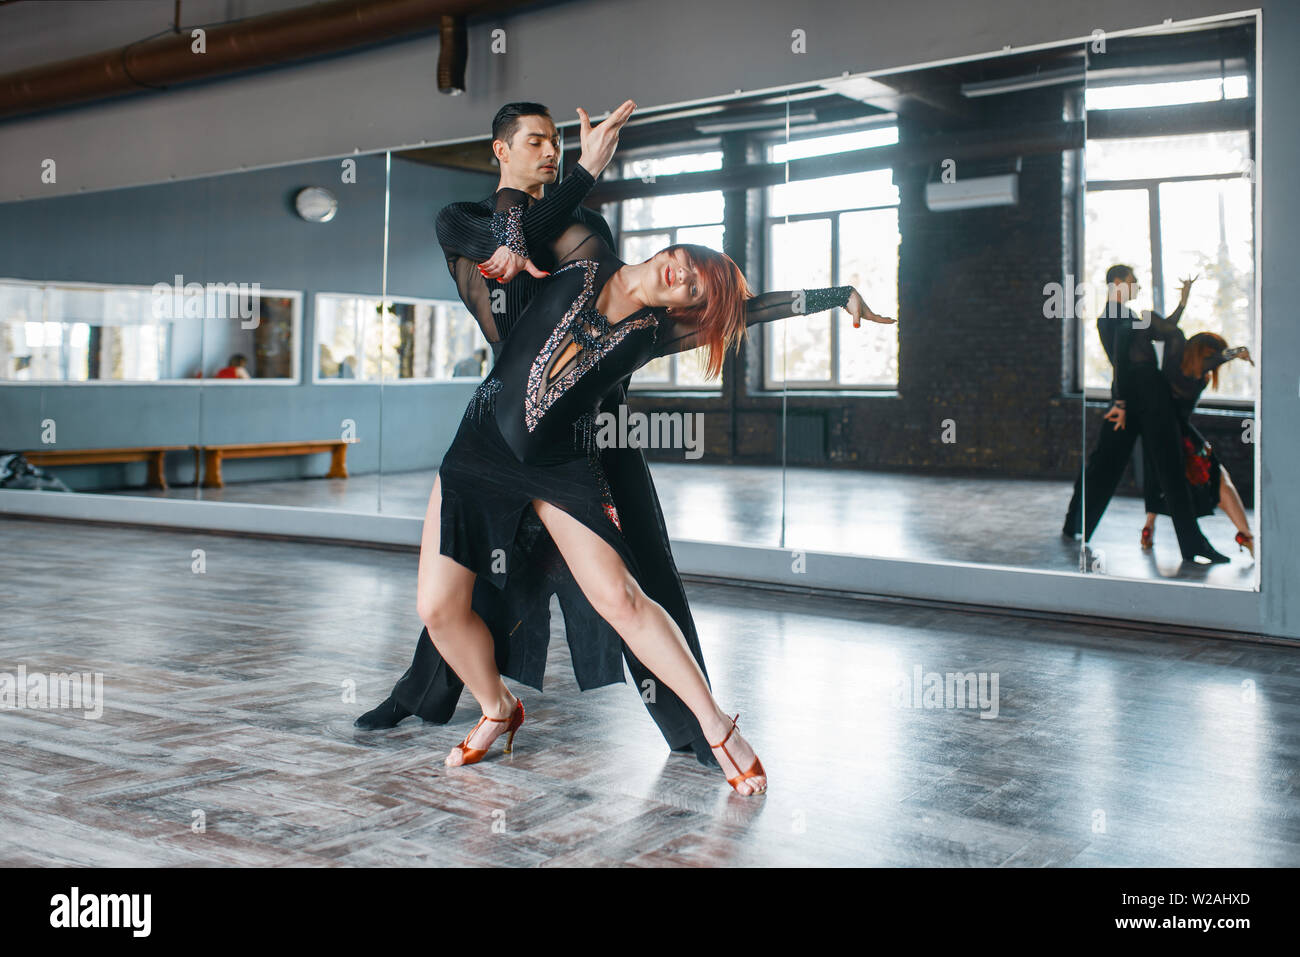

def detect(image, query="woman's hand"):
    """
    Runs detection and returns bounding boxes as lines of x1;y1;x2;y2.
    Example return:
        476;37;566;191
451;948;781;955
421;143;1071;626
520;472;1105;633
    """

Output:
845;288;895;328
1177;273;1198;307
1104;404;1127;431
1240;346;1254;366
576;99;636;178
479;246;549;283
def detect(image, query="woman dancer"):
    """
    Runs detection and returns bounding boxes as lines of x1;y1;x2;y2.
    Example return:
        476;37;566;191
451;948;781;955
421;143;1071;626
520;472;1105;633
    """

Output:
425;202;893;795
1139;297;1255;555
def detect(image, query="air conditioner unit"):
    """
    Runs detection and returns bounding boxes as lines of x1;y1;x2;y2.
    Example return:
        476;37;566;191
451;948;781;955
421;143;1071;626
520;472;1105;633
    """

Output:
924;173;1019;211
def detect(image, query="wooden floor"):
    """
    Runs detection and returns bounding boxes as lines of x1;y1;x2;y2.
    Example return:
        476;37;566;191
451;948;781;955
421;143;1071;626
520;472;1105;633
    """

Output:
95;463;1257;586
0;514;1294;867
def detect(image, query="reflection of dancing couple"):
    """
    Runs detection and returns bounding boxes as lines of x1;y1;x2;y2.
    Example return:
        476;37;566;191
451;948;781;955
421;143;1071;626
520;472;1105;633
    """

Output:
356;100;893;796
1063;265;1254;561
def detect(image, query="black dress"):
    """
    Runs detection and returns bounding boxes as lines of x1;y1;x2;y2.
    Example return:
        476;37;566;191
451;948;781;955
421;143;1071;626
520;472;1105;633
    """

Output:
434;205;852;760
1141;329;1242;517
394;167;727;765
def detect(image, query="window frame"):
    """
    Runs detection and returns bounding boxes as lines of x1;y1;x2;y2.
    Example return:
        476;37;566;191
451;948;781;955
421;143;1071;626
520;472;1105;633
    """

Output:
757;123;902;392
1082;164;1256;410
610;142;727;393
311;291;483;385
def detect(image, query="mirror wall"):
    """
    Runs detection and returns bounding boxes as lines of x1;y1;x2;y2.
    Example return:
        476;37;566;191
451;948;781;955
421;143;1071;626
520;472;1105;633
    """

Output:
192;154;387;513
0;152;390;514
0;12;1258;592
1078;15;1257;585
770;47;1088;573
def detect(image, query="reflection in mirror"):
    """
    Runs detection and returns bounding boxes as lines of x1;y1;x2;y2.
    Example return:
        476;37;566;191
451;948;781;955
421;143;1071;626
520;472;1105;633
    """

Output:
1078;14;1257;587
611;124;781;546
0;186;208;502
774;45;1092;572
195;154;388;512
377;142;501;519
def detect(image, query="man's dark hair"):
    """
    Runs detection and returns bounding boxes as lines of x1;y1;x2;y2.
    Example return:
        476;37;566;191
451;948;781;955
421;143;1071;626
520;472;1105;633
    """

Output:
1105;264;1135;285
492;102;552;148
228;353;247;366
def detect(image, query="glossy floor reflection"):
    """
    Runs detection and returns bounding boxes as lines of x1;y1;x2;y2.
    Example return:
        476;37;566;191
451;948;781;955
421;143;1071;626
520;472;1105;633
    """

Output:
92;462;1256;585
0;515;1291;866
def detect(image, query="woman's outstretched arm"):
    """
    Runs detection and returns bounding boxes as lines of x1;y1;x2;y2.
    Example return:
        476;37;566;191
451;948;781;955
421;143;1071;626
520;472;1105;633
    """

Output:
652;286;892;358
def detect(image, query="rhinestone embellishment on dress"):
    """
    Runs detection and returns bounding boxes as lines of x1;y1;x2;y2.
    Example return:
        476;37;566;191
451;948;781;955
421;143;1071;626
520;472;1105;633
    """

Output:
464;376;503;423
524;260;658;434
572;409;604;456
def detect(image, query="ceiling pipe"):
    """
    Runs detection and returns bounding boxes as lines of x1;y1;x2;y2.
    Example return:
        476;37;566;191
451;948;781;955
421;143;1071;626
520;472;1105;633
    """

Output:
436;14;467;94
0;0;534;122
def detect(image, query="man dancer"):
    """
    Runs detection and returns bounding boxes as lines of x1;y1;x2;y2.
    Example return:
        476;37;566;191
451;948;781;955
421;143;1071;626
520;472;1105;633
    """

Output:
356;100;721;768
1062;265;1224;562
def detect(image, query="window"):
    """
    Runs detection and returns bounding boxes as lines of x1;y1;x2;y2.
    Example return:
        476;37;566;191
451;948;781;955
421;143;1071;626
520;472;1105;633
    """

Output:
1083;128;1255;404
764;127;901;389
613;149;725;390
1084;74;1249;111
314;293;484;381
0;279;299;382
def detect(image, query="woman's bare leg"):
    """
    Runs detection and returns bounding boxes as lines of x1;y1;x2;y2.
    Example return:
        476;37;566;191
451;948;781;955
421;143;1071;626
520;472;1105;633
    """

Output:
418;473;518;766
531;498;766;794
1216;466;1253;537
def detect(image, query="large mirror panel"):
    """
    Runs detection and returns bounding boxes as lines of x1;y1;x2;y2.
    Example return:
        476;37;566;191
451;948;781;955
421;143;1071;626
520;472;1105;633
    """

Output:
1;152;395;514
380;98;818;548
375;44;1098;560
776;46;1090;572
376;146;503;519
1078;14;1257;586
0;180;208;504
194;154;388;512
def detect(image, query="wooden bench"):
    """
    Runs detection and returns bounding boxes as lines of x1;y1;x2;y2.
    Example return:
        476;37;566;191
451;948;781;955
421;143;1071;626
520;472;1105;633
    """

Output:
22;445;197;490
193;440;355;489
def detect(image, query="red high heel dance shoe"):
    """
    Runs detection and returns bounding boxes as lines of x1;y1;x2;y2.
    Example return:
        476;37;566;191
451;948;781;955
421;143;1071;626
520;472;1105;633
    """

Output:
446;698;524;766
709;713;767;796
1235;531;1255;558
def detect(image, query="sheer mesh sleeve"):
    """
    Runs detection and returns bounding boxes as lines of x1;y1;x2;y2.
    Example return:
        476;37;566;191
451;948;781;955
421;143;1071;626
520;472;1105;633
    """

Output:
574;205;616;254
545;216;619;267
434;164;597;342
1114;302;1184;403
1145;301;1185;339
651;286;854;359
435;164;595;263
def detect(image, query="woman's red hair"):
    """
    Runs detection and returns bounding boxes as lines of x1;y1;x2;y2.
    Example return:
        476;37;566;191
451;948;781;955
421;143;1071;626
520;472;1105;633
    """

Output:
664;244;754;380
1181;331;1229;389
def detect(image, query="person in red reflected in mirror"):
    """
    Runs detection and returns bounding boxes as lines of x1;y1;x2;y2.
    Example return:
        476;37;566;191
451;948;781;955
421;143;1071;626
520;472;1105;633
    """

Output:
213;353;251;379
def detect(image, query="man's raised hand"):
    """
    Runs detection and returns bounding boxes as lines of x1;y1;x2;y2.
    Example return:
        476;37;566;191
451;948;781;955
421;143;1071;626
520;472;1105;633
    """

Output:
576;99;636;178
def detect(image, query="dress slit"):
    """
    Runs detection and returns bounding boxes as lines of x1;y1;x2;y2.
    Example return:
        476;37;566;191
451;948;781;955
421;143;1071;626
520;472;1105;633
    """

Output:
437;409;640;693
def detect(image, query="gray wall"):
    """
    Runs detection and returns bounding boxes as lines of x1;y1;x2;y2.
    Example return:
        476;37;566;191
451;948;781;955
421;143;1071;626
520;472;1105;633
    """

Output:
1;0;1294;641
